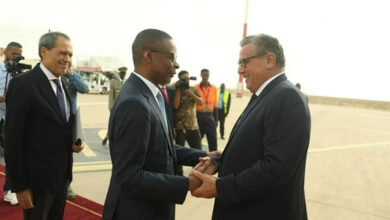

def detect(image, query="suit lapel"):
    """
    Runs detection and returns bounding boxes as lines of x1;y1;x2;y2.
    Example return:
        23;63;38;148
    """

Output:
224;74;287;154
131;74;175;156
33;65;67;125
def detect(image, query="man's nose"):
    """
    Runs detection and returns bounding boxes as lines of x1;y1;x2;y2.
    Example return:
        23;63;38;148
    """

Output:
174;60;180;69
238;66;245;75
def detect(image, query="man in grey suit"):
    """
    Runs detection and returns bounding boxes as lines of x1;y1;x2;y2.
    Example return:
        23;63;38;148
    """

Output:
102;29;215;220
191;34;311;220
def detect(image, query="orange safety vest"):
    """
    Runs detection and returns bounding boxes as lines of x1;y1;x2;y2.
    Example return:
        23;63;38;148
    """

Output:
195;83;218;112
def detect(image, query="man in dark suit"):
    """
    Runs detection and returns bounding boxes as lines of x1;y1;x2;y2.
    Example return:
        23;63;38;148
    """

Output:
191;34;311;220
4;32;83;220
102;29;214;220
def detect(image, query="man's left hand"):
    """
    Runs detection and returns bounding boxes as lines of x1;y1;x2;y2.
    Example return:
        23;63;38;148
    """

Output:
190;170;217;198
72;144;84;153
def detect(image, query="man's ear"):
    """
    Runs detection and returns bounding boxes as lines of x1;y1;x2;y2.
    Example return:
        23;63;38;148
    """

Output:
143;50;152;64
265;52;276;69
40;47;47;59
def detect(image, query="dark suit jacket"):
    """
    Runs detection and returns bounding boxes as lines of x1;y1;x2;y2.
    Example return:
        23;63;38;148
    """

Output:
4;64;74;192
102;73;206;220
212;74;311;220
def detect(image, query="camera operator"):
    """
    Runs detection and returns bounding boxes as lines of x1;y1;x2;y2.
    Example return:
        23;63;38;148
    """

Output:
173;70;203;150
0;41;23;206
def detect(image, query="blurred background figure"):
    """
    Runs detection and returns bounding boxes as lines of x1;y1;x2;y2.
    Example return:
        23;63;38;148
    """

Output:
0;41;23;206
195;69;218;151
63;70;89;199
102;66;127;146
64;71;89;112
173;70;203;149
296;83;308;102
217;83;231;140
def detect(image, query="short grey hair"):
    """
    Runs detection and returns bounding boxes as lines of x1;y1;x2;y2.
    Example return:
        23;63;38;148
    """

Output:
240;34;285;69
38;31;70;58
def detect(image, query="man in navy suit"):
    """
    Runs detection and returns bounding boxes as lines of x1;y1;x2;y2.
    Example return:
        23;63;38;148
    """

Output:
4;32;84;220
102;29;213;220
191;34;311;220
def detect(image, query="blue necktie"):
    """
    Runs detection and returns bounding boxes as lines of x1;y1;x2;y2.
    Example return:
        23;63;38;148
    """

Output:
52;79;67;121
156;91;168;134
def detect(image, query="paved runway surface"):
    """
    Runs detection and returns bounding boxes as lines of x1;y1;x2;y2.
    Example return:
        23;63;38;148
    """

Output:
2;93;389;219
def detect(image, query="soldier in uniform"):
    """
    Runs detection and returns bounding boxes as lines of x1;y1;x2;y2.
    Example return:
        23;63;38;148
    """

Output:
102;67;127;145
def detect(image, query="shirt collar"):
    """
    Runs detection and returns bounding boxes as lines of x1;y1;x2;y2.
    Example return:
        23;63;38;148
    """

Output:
40;63;60;81
132;71;159;97
255;72;284;96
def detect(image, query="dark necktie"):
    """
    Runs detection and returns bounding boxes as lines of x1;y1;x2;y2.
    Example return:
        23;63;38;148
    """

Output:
161;86;169;105
52;79;67;121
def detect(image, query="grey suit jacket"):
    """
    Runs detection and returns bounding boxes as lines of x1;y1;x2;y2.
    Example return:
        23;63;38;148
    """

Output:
103;73;206;220
212;74;311;220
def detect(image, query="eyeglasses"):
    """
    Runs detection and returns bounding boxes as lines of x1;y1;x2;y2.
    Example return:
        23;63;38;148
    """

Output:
238;54;263;68
149;49;177;63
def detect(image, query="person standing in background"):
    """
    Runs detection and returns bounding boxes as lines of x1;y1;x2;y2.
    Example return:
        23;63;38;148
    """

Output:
195;69;218;151
0;41;23;206
102;67;127;146
173;70;203;149
62;70;89;199
65;71;89;113
217;83;231;140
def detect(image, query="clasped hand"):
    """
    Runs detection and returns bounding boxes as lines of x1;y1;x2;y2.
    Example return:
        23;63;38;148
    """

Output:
188;154;219;198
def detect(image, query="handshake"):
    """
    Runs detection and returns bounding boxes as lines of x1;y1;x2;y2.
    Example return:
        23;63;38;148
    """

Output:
188;151;221;198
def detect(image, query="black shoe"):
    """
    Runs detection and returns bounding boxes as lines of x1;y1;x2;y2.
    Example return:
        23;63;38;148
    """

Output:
102;138;108;146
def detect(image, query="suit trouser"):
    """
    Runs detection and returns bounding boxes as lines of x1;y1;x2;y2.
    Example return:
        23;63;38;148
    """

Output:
196;112;217;151
217;108;226;138
175;129;202;150
24;182;69;220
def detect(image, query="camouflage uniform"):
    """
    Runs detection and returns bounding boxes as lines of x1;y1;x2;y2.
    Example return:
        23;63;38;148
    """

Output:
174;87;202;149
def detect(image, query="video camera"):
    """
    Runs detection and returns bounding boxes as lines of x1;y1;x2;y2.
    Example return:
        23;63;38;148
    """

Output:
179;76;197;90
6;55;32;77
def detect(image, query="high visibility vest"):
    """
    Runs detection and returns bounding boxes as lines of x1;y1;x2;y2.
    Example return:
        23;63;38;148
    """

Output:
217;90;230;114
195;84;218;112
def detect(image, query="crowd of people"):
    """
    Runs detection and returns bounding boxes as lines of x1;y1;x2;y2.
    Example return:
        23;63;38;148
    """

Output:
0;29;311;220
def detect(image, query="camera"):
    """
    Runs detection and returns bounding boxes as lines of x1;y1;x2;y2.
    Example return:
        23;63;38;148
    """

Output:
179;76;197;90
5;55;32;77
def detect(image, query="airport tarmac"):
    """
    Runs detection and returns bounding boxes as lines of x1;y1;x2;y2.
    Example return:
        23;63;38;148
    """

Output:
1;93;390;220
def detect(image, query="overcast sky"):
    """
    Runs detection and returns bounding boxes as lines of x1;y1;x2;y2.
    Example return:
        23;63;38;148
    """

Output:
1;0;389;101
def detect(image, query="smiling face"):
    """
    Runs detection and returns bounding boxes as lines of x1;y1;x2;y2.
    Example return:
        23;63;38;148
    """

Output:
40;36;73;78
238;43;277;93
